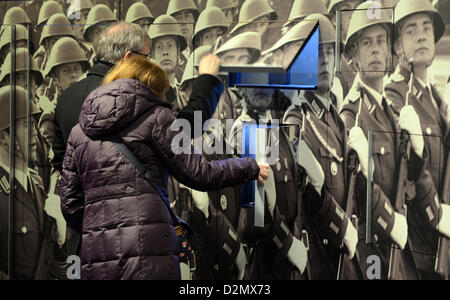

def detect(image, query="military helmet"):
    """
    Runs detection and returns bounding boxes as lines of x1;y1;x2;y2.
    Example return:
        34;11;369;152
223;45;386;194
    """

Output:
166;0;199;20
181;45;212;88
229;0;278;35
39;14;75;46
263;20;317;56
125;2;154;24
148;15;187;52
0;25;29;55
394;0;445;43
206;0;235;10
345;1;393;56
328;0;362;14
193;7;229;47
38;1;64;26
0;86;40;132
83;4;117;40
0;48;43;86
2;7;31;25
284;0;328;28
214;32;262;64
304;14;336;45
44;37;90;77
67;0;93;19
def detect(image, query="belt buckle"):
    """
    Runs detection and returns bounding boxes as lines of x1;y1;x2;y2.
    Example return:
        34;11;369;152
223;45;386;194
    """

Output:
302;230;310;251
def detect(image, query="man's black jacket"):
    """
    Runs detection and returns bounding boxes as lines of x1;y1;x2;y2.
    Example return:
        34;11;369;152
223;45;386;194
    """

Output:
52;61;223;172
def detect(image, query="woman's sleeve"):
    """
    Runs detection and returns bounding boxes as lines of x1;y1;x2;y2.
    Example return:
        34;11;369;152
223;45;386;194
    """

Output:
60;136;84;234
148;107;260;192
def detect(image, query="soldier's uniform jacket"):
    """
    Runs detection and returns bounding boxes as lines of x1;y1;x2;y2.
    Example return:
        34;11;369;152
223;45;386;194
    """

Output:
284;91;362;280
385;64;449;190
0;164;53;279
168;145;244;280
224;107;302;279
384;64;449;278
341;75;439;279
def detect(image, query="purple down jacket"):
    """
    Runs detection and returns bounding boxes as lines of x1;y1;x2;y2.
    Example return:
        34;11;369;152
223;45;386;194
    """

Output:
60;78;260;280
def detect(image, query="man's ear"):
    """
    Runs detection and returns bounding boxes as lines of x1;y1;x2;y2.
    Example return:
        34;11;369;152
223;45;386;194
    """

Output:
123;50;133;60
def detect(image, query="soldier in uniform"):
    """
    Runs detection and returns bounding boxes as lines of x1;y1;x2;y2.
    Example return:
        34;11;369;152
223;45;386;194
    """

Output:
225;86;308;280
283;16;361;280
1;6;31;36
0;25;30;66
41;37;91;114
67;0;94;63
33;13;76;72
192;7;230;50
328;0;364;100
228;0;278;52
35;1;64;37
205;0;239;24
166;0;199;55
339;1;441;280
0;49;53;194
148;15;188;107
212;32;262;140
384;0;450;279
125;2;154;34
82;4;117;65
281;0;329;36
0;86;57;280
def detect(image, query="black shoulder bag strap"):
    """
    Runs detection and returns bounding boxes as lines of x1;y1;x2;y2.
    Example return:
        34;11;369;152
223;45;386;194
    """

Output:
112;139;192;232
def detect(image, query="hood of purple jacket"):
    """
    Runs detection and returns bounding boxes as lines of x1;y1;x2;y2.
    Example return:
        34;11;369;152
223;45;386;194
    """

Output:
79;79;172;138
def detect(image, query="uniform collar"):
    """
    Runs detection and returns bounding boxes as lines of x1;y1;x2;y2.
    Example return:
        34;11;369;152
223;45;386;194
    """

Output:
356;73;383;107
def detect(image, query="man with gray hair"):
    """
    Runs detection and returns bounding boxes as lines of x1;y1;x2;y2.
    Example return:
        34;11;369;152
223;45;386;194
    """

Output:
52;21;222;172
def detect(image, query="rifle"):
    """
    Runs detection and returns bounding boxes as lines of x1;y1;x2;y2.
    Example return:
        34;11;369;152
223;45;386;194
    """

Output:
337;149;363;280
288;120;310;280
435;151;450;279
337;90;364;280
388;61;414;280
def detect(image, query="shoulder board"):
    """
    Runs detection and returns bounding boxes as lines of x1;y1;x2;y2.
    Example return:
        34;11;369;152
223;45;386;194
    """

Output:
0;175;9;195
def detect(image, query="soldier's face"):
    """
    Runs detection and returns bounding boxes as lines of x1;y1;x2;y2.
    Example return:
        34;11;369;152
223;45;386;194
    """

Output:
318;43;335;89
245;88;273;113
174;11;195;42
154;37;179;74
135;18;153;33
55;62;83;90
199;27;224;46
398;13;435;68
39;119;54;146
1;41;27;62
70;9;90;40
243;15;270;37
15;118;38;162
12;71;38;99
88;24;108;43
220;48;251;65
354;25;389;79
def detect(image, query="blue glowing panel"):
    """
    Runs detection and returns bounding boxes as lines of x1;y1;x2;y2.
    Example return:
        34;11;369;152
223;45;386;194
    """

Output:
228;25;319;90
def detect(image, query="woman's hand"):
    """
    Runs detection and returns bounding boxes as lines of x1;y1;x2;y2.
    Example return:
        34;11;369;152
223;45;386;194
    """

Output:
257;162;270;185
199;54;221;77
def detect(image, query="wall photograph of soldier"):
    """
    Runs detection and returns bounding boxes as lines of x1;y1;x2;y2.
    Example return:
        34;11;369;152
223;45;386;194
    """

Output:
148;14;187;106
166;0;199;53
0;25;30;65
192;7;230;49
67;0;93;41
125;2;154;33
205;0;238;24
